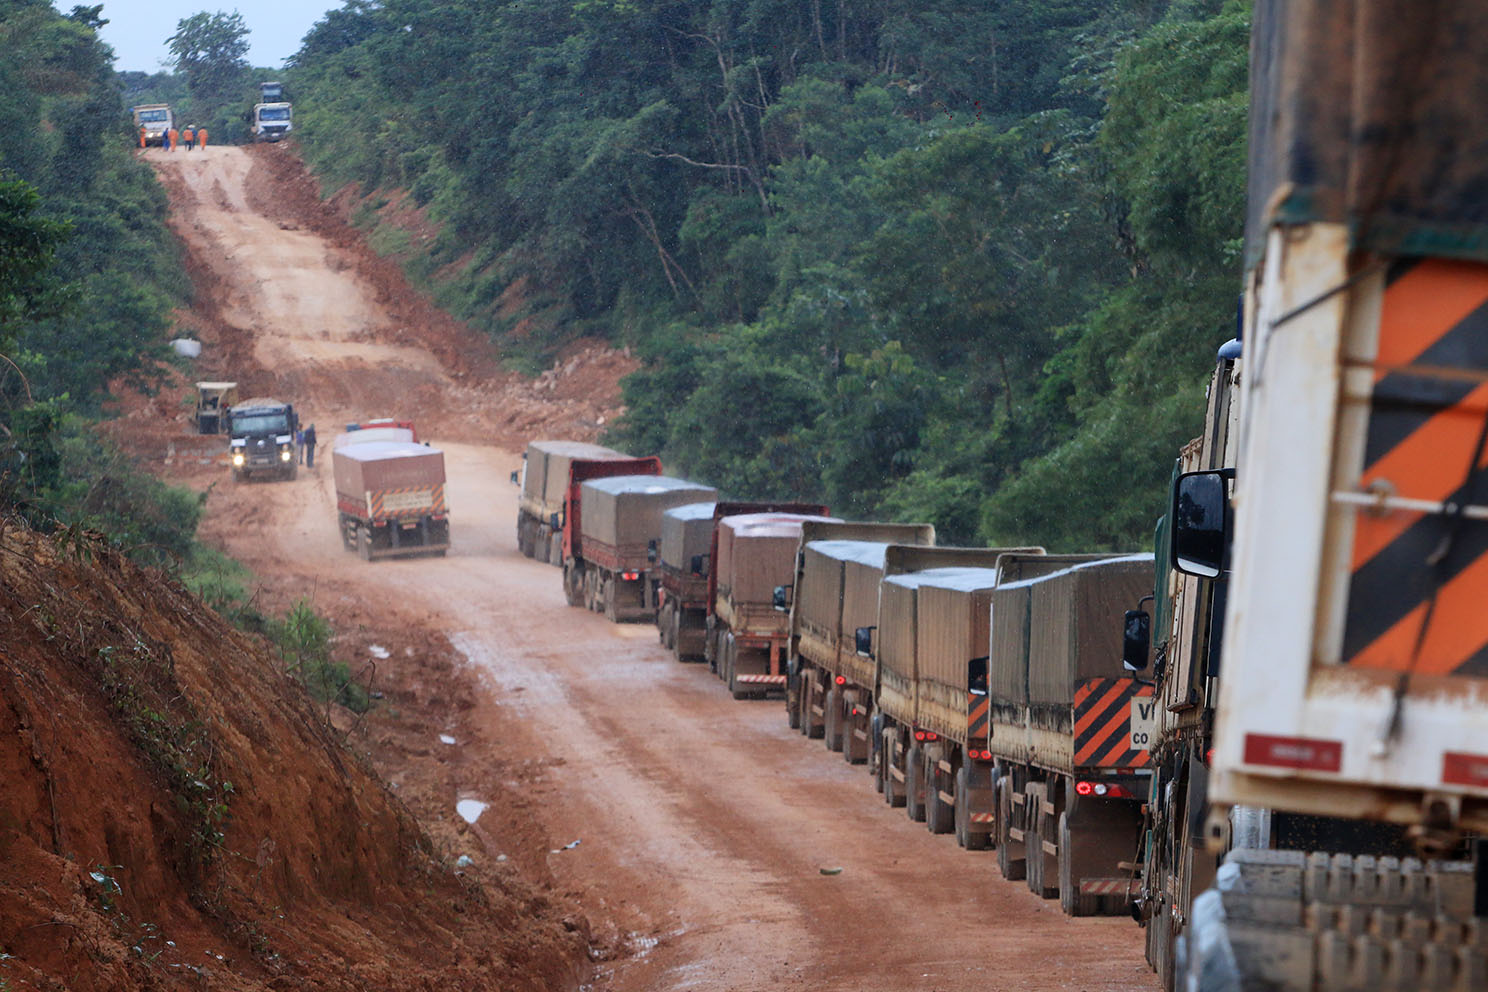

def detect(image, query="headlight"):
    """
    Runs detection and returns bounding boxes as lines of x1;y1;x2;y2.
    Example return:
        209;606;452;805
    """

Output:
232;453;245;466
281;450;292;462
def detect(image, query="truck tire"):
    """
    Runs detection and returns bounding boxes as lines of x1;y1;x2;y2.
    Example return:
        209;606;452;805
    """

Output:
824;685;844;752
357;526;373;561
804;678;825;739
998;777;1026;881
954;765;971;848
786;677;802;730
905;744;926;822
926;757;954;835
563;562;583;607
881;730;902;806
1058;811;1099;916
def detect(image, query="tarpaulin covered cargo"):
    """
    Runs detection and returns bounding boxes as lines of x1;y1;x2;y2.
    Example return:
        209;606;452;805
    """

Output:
1247;0;1488;267
988;554;1109;708
333;441;446;519
1021;555;1153;709
580;475;716;565
876;574;920;726
716;514;834;608
523;440;626;515
660;501;716;568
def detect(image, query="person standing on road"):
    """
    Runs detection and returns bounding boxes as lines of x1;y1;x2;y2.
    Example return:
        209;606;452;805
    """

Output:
166;127;178;151
181;125;195;151
303;424;318;469
296;426;305;463
197;126;208;150
138;125;147;149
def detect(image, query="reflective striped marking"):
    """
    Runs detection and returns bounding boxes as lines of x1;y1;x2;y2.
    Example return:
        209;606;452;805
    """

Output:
969;812;995;824
1079;878;1141;896
369;484;446;520
1073;678;1151;768
735;674;787;685
1343;258;1488;676
967;691;989;746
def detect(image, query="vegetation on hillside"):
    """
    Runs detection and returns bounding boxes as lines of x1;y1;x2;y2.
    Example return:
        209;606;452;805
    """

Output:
285;0;1250;548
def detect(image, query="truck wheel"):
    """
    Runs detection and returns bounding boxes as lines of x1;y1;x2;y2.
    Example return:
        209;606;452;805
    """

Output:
357;527;373;561
786;678;802;730
954;765;971;848
824;685;844;752
926;758;954;835
905;744;926;822
603;576;618;622
804;679;825;739
998;778;1026;881
548;532;563;566
563;563;582;607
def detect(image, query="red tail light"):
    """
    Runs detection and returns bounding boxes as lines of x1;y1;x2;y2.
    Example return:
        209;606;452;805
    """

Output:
913;730;938;743
834;675;846;685
1076;780;1134;799
621;571;641;581
1076;781;1094;796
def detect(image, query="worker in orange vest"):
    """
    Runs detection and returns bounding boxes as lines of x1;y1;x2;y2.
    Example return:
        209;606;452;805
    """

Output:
181;125;195;150
196;126;208;149
166;127;178;151
138;125;146;149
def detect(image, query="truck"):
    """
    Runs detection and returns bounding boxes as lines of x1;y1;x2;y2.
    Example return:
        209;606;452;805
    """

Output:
987;553;1154;916
572;475;716;622
193;381;237;435
515;440;630;564
259;81;285;104
331;420;449;560
559;457;665;606
226;398;297;481
867;547;1041;838
706;509;834;700
785;522;935;760
656;501;716;661
1128;2;1488;987
252;102;292;141
131;104;172;146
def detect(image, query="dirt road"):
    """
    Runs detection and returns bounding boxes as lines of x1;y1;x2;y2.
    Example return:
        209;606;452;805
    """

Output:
139;145;1157;991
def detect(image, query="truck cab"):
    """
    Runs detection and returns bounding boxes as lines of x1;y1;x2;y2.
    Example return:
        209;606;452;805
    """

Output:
227;400;298;481
252;103;292;142
131;104;172;146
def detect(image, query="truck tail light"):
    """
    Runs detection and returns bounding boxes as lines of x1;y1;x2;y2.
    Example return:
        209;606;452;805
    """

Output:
834;675;846;685
621;570;640;581
1076;781;1093;796
1076;780;1134;799
971;749;993;761
914;730;938;743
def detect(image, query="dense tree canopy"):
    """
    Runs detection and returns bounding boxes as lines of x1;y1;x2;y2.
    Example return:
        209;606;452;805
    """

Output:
281;0;1250;550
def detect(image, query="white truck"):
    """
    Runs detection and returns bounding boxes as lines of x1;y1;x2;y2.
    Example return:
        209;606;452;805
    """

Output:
1147;1;1488;987
252;102;292;142
131;104;172;146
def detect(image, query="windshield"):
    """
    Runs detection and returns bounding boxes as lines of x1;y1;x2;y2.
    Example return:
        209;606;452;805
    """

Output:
232;413;290;434
260;107;291;121
137;109;168;123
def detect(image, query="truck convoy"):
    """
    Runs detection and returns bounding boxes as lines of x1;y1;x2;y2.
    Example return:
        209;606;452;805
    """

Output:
131;104;172;146
331;419;449;560
570;475;715;621
706;509;834;699
226;398;297;481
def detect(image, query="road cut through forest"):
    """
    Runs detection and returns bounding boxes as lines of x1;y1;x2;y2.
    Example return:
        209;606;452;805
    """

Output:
125;142;1158;991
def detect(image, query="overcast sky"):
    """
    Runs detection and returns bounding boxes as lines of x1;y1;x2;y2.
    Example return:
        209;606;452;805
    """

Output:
81;0;343;73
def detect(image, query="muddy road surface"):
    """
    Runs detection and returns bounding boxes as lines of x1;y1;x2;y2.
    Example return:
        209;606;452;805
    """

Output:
136;145;1157;991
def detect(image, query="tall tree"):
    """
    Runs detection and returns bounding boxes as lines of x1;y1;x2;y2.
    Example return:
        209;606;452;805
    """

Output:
167;10;250;108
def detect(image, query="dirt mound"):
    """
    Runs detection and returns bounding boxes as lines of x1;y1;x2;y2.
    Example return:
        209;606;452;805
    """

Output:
0;525;588;991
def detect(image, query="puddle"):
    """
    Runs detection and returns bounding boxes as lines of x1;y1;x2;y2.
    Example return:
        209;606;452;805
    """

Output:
456;799;488;824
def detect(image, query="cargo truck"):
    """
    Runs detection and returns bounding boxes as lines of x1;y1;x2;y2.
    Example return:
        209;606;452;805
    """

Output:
656;501;716;660
514;440;631;563
559;458;665;607
252;102;292;141
706;509;834;700
867;547;1041;835
1134;2;1488;987
226;398;297;481
785;522;936;757
131;104;172;146
988;553;1154;916
332;420;449;560
572;475;715;622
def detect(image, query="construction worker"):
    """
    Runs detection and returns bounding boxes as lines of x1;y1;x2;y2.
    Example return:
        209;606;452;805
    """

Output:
196;126;208;150
138;125;146;149
166;127;178;151
181;124;195;150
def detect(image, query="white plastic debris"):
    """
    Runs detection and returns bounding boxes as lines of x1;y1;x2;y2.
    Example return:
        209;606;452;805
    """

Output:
456;799;487;824
368;644;390;659
455;854;474;869
439;734;457;745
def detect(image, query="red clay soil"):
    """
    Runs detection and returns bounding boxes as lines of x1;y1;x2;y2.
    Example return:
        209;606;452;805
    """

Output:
0;527;588;992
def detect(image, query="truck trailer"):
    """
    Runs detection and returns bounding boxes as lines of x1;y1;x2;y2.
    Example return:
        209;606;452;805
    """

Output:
226;398;297;481
515;440;632;564
656;501;716;661
331;420;448;560
572;475;716;622
786;522;936;757
989;553;1154;916
706;510;834;700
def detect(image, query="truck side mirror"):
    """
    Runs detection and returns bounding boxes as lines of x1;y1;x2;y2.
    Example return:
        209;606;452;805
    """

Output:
855;626;875;657
772;585;790;611
1171;470;1231;578
510;470;519;485
549;512;561;530
647;540;658;564
690;554;709;577
1123;609;1151;671
967;656;989;695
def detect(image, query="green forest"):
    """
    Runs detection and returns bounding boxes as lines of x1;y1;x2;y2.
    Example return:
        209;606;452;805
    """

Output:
285;0;1250;548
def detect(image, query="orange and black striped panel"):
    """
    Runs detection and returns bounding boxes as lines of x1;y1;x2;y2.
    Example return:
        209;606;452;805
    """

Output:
369;484;447;520
1343;258;1488;677
1073;677;1151;769
967;689;990;748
